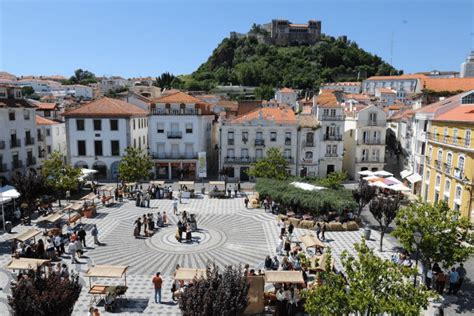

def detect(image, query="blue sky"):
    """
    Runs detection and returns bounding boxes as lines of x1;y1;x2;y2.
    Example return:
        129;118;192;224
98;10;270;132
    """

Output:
1;0;473;78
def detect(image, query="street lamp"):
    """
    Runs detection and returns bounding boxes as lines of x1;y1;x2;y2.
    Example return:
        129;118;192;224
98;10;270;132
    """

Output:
413;231;422;286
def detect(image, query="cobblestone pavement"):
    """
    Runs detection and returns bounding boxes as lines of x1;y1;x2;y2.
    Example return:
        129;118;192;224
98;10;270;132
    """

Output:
0;194;406;315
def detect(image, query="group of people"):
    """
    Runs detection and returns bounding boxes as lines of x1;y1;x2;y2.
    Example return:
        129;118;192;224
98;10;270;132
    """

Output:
426;263;466;295
134;212;168;237
176;211;194;243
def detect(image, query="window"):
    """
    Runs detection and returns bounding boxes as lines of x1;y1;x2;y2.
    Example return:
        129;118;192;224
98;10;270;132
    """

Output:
76;119;85;131
437;149;443;162
453;128;458;145
24;109;30;120
435;174;441;187
458;155;465;171
256;149;263;158
465;129;471;147
428;146;432;158
326;145;331;154
111;140;120;156
443;127;448;142
425;170;430;183
256;132;263;140
133;119;136;130
227;148;235;158
46;129;50;136
284;149;291;158
77;140;86;156
285;132;291;144
157;123;164;133
242;131;248;142
433;127;438;140
133;139;136;148
446;152;453;167
455;185;462;200
110;119;118;131
305;151;313;159
323;109;329;116
93;119;102;131
270;132;277;142
444;179;451;196
241;148;249;158
228;131;234;145
94;140;103;156
330;109;336;117
332;145;338;154
185;124;193;134
9;110;15;121
44;110;51;117
369;112;377;123
47;145;51;153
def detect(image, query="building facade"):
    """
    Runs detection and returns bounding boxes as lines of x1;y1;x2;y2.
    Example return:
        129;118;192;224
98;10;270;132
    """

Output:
421;91;474;222
275;88;298;107
149;92;214;180
320;82;361;94
343;105;386;180
268;19;321;46
0;85;38;181
36;116;67;164
219;107;297;180
63;97;148;179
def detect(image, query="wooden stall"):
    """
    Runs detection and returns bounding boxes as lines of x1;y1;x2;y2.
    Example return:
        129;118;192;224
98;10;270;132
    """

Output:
208;181;226;198
11;228;42;243
264;271;305;284
80;193;98;218
5;258;51;271
85;265;129;308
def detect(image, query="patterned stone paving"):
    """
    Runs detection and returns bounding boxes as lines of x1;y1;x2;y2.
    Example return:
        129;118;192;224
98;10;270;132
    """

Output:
0;193;401;315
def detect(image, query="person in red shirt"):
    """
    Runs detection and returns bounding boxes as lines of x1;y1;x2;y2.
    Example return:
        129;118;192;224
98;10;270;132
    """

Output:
152;272;163;303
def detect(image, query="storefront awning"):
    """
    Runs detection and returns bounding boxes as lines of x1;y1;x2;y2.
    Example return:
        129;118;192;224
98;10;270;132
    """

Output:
400;170;412;179
406;173;422;184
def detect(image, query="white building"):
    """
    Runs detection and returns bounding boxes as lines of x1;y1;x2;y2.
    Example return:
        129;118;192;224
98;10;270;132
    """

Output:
99;77;130;94
320;82;361;94
36;115;67;164
461;51;474;78
297;114;322;177
17;79;62;95
219;106;297;180
375;88;396;106
63;97;149;179
362;74;425;96
149;92;214;180
0;85;39;181
343;105;386;179
313;91;345;176
58;85;94;99
275;88;297;107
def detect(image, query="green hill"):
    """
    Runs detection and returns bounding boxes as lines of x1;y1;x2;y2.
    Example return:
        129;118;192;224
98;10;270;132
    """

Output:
186;34;400;96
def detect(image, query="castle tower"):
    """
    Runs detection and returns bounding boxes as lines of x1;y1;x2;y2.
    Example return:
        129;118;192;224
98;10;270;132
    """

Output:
461;51;474;78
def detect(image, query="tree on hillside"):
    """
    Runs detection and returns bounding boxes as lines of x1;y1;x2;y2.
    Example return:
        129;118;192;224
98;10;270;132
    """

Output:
9;268;82;316
63;69;97;85
248;148;288;180
303;240;436;315
154;72;183;89
392;201;474;275
369;195;400;251
254;85;274;100
353;181;376;216
12;171;51;217
118;147;153;183
41;151;81;206
179;264;249;316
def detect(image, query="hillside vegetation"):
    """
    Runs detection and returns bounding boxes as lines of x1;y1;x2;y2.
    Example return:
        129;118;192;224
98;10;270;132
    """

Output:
185;34;400;94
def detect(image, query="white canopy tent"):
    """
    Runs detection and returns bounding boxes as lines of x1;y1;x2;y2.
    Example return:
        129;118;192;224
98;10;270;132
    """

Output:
406;173;422;184
400;170;412;179
290;182;325;191
79;168;98;181
389;183;411;192
373;170;393;177
369;181;390;189
358;170;374;176
1;185;21;232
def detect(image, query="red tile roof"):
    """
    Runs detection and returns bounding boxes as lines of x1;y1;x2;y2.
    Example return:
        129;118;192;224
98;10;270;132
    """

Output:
152;91;204;104
434;105;474;122
35;102;57;110
62;97;148;117
366;74;426;81
316;90;341;108
421;78;474;92
36;115;59;125
232;107;296;124
279;87;295;93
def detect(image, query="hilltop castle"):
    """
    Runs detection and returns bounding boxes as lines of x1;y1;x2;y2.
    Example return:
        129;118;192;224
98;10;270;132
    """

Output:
231;19;322;46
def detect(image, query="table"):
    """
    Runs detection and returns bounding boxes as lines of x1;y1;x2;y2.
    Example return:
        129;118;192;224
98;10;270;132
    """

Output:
89;285;108;304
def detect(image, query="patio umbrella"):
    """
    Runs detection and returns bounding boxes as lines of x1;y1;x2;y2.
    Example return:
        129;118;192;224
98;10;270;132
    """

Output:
373;170;393;177
389;183;411;192
358;170;374;176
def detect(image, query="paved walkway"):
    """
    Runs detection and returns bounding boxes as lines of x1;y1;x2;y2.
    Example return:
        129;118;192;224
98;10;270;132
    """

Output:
0;193;428;315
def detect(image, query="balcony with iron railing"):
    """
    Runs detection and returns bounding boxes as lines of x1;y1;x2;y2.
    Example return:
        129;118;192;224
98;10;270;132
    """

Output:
25;137;35;146
453;167;464;180
358;138;383;145
302;140;314;147
434;159;442;170
27;157;37;166
320;115;345;121
224;157;254;164
323;134;343;141
325;153;339;158
0;163;7;172
151;108;202;115
167;131;183;139
255;139;265;146
10;138;21;148
443;163;452;175
151;152;197;160
426;132;471;149
227;139;235;145
13;160;23;169
356;157;383;163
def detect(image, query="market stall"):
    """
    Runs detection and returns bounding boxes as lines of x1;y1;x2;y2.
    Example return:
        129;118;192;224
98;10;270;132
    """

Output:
5;258;50;271
179;181;195;198
39;212;65;236
64;202;83;224
264;271;305;284
309;252;334;273
300;234;326;253
80;193;98;218
85;265;129;309
99;186;115;206
208;181;226;198
174;268;207;281
11;228;42;243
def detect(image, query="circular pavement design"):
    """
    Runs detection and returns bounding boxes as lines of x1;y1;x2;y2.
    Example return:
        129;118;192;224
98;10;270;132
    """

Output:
145;226;228;254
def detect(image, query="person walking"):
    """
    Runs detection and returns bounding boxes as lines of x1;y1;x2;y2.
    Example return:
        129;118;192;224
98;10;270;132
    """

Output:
163;211;168;226
244;197;249;209
278;219;286;238
143;214;149;237
456;263;467;293
321;223;327;241
264;255;272;270
436;270;447;295
173;198;178;215
448;267;459;295
152;272;163;303
91;224;99;245
78;226;87;247
315;223;321;240
68;241;77;264
288;222;294;236
135;217;142;236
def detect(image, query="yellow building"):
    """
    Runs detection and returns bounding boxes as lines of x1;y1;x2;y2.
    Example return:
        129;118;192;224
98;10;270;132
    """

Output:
422;92;474;222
